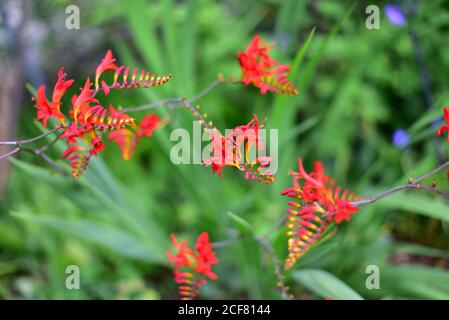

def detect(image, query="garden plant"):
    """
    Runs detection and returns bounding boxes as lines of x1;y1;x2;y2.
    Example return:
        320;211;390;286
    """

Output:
1;0;449;301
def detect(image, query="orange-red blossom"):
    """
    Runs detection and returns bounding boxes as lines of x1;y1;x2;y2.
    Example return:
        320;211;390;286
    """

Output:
167;232;218;299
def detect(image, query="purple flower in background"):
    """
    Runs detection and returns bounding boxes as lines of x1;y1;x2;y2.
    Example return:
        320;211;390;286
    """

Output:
385;4;406;26
392;129;410;148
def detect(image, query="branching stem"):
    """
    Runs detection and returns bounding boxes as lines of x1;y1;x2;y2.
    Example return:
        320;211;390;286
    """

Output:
351;159;449;206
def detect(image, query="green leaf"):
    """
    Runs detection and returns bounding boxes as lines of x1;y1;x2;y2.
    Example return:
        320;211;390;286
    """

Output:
12;212;165;264
293;269;364;300
290;27;316;83
179;0;198;94
9;158;71;187
271;26;316;125
11;157;166;254
408;95;449;135
270;27;317;188
408;106;442;135
120;0;165;73
300;4;355;88
378;193;449;223
161;0;177;69
281;115;320;148
295;241;339;267
380;265;449;299
227;212;255;236
392;243;449;259
275;0;307;38
25;82;37;96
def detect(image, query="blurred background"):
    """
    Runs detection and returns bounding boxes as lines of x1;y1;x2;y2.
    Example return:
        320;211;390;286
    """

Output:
1;0;449;299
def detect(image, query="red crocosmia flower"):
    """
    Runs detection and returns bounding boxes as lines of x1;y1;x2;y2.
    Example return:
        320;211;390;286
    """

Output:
31;49;165;180
61;144;92;179
281;159;360;270
203;131;235;178
61;132;105;178
174;269;197;285
167;232;218;300
101;80;110;96
71;78;98;122
137;114;161;138
195;257;218;280
61;103;134;178
61;145;86;159
333;199;359;224
229;114;262;153
167;234;195;268
60;123;84;144
108;128;135;161
203;114;275;183
95;50;118;88
237;35;299;95
194;232;219;280
238;35;276;94
108;113;161;160
33;85;60;128
53;67;75;104
32;67;74;127
90;137;105;156
288;159;358;224
437;106;449;142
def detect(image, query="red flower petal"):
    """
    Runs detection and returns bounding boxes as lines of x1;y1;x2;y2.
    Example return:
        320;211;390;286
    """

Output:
101;80;110;96
95;50;118;87
237;35;298;95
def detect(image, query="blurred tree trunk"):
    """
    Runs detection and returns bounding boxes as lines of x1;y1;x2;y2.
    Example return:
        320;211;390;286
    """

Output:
0;0;26;197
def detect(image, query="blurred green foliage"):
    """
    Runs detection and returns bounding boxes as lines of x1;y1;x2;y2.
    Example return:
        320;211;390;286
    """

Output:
1;0;449;299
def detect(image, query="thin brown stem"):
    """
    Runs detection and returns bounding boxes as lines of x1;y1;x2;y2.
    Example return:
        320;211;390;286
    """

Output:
21;146;69;177
255;236;291;300
351;159;449;206
0;78;223;162
36;133;63;153
413;159;449;184
213;232;291;299
189;79;221;102
123;78;222;113
212;220;291;300
0;147;20;160
0;126;62;146
122;97;183;112
212;230;240;249
182;99;214;131
263;213;287;238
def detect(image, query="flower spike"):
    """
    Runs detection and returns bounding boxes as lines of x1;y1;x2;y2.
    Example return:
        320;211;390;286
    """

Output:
32;67;74;127
108;113;161;160
167;232;218;300
203;114;276;183
281;159;360;269
95;50;118;88
238;35;299;95
437;106;449;143
30;50;169;179
111;66;172;90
